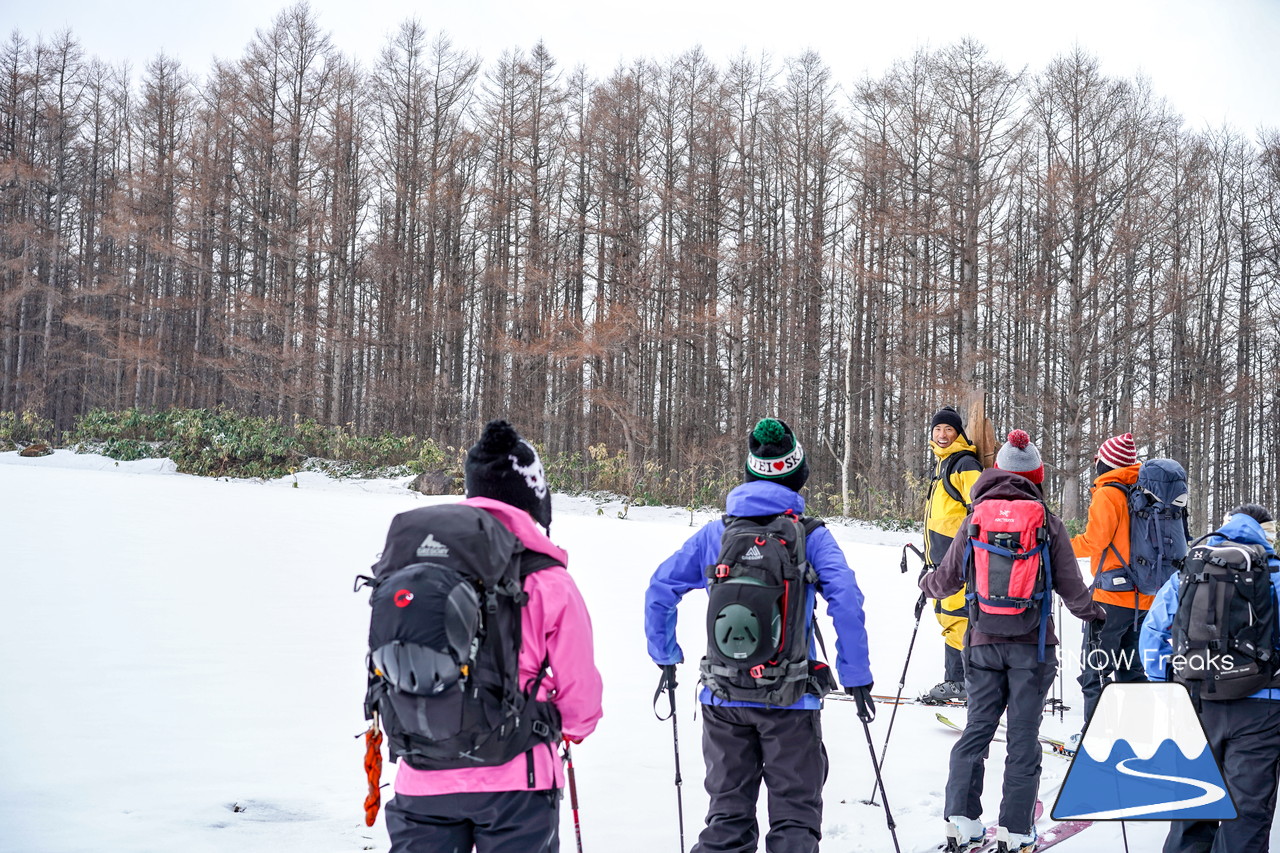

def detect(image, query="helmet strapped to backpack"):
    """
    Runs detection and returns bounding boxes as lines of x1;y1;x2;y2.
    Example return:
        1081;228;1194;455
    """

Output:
699;512;834;706
964;499;1054;660
1098;458;1191;596
1171;537;1280;701
357;504;561;772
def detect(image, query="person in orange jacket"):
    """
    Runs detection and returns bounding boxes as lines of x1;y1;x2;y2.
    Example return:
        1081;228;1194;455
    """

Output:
1070;433;1150;723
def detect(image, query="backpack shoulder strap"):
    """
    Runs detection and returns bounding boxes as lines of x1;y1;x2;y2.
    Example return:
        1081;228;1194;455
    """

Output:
940;451;979;511
519;549;562;578
1101;480;1132;498
1098;480;1133;567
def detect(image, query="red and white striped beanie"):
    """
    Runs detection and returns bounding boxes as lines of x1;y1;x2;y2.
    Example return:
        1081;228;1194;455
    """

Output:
1096;433;1138;469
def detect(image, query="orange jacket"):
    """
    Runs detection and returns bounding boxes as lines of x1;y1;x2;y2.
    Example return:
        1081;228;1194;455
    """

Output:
1070;464;1153;609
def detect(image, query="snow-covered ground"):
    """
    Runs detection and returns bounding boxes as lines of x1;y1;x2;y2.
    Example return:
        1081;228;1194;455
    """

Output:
0;450;1244;851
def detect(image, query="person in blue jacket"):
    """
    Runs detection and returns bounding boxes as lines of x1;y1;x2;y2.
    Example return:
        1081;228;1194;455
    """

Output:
1140;503;1280;853
644;418;873;853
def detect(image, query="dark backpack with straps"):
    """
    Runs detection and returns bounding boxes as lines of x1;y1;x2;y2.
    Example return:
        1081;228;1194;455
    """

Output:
964;498;1055;658
1098;458;1191;596
1171;537;1280;701
356;504;561;774
700;512;835;706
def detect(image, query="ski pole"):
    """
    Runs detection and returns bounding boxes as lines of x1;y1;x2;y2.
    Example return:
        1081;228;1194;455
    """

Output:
653;665;686;853
853;692;902;853
863;589;927;805
564;739;584;853
1055;598;1065;723
864;545;928;805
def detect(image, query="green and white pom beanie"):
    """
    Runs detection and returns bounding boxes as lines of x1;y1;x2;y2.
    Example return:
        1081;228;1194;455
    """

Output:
745;418;809;492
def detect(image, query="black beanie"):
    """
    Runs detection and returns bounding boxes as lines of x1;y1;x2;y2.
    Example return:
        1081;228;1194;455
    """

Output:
464;420;552;530
745;418;809;492
930;405;967;440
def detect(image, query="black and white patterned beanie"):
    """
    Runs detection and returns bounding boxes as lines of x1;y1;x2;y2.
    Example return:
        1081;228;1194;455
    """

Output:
464;420;552;530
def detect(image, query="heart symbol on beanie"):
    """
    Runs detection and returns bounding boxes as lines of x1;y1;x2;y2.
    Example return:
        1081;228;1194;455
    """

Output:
773;461;786;471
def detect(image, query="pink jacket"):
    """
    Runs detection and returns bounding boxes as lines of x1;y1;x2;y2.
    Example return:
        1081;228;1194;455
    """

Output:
393;497;604;795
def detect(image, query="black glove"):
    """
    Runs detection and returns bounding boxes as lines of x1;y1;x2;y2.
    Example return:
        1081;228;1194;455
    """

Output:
658;663;678;692
846;684;875;723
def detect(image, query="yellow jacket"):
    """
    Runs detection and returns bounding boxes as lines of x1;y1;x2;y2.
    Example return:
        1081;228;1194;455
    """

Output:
925;437;983;617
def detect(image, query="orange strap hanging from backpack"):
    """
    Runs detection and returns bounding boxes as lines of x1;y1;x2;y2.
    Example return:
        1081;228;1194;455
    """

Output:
362;715;384;827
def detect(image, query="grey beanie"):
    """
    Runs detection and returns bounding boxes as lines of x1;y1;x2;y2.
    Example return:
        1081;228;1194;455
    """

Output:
994;429;1044;485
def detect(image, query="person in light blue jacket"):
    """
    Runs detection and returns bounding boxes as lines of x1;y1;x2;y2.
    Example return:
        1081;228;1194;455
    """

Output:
1140;504;1280;853
644;418;872;853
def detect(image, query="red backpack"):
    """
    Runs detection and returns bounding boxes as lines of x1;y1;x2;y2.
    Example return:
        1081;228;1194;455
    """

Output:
965;499;1055;659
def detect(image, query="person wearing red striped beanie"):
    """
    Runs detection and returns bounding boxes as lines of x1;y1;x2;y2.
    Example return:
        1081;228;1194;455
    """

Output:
1071;432;1146;725
1095;433;1138;473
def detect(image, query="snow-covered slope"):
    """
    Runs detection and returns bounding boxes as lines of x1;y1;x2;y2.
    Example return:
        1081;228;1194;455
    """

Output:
0;450;1235;851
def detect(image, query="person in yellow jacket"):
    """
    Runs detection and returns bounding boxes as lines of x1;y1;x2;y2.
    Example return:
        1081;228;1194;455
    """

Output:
1070;432;1150;724
923;406;983;702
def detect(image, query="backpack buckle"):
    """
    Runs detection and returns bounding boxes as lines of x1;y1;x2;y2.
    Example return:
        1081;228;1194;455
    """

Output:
750;664;765;679
715;563;731;578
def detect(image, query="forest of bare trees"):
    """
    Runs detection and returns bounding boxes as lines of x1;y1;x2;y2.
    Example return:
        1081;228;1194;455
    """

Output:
3;4;1279;525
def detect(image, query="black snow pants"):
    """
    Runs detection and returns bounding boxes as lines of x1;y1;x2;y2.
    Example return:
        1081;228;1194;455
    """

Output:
1164;698;1280;853
1078;601;1147;723
944;642;1057;835
385;788;560;853
692;704;827;853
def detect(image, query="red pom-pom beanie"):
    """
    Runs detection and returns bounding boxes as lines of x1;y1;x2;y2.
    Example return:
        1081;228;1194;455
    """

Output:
994;429;1044;484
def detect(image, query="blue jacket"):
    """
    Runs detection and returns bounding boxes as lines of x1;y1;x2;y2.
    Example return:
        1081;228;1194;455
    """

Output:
1140;513;1280;700
643;480;873;709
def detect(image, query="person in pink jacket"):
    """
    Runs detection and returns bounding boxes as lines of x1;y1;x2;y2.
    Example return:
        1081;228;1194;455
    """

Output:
383;420;604;852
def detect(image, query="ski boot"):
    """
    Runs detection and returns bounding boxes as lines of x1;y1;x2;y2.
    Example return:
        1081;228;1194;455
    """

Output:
944;815;985;852
922;680;967;705
995;825;1037;852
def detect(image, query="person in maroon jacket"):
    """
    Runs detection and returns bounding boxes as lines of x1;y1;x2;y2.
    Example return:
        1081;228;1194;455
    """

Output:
920;430;1105;853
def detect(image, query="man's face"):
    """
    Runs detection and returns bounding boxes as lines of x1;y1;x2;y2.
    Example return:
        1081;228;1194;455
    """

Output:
932;424;958;448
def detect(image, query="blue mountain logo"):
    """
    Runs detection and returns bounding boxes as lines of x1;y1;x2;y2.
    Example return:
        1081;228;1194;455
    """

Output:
1052;683;1236;821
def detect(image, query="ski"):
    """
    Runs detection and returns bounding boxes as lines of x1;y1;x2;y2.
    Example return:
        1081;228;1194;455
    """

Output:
837;692;1067;712
824;692;964;708
935;712;1072;759
1031;817;1092;850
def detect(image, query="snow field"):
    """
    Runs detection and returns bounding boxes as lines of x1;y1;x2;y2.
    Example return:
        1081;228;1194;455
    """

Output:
0;451;1246;850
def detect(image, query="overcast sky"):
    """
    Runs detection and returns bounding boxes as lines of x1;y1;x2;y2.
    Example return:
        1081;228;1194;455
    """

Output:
8;0;1279;135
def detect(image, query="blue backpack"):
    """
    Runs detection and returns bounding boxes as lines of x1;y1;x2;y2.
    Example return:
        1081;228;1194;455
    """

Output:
1098;458;1191;596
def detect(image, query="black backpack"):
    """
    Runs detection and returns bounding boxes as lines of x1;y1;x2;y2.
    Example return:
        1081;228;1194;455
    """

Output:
1171;537;1280;701
356;504;561;772
699;512;835;706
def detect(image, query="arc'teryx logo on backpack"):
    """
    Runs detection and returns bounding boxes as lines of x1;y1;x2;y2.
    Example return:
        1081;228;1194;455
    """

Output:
416;534;449;558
